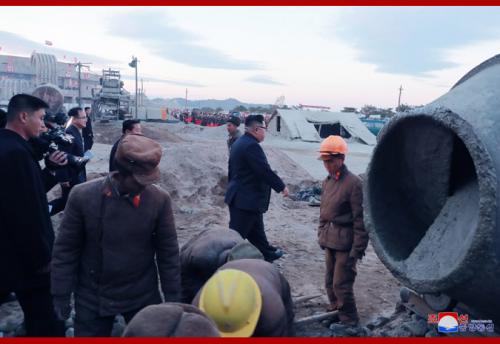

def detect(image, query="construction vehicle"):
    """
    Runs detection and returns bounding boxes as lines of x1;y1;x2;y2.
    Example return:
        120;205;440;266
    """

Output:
91;69;132;121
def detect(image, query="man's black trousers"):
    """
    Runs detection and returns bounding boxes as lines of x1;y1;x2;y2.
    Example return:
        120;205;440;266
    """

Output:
228;206;275;260
15;286;65;337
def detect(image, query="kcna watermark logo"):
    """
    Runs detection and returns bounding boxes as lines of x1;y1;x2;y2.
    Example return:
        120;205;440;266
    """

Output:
427;312;494;333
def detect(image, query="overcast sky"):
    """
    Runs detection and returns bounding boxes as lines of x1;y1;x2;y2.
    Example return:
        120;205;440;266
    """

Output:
1;7;499;109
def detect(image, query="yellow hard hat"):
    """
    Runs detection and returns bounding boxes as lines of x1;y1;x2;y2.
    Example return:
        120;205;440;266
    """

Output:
198;269;262;337
318;135;348;160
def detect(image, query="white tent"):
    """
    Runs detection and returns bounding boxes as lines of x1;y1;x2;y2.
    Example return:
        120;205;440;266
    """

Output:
268;109;376;145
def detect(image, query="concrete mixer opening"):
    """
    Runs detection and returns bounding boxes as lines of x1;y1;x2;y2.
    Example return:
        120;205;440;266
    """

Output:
365;111;496;291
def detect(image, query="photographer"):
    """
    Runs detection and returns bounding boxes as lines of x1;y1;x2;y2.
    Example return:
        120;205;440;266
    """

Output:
40;112;89;215
0;94;66;336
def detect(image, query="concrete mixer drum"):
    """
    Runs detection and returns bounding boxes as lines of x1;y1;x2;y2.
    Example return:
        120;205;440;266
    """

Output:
365;54;500;324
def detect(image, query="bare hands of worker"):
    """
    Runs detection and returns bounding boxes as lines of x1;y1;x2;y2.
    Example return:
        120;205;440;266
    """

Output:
48;151;68;166
282;186;289;198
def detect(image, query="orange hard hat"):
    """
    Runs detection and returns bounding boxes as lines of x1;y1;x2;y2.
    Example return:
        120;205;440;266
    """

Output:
318;135;348;160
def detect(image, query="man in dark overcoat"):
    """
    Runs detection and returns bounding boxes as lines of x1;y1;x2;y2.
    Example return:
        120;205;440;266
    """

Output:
51;134;181;337
0;94;67;336
50;107;88;215
225;114;289;261
82;106;94;152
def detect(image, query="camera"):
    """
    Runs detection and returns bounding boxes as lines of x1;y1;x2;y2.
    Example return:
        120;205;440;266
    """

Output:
30;112;89;169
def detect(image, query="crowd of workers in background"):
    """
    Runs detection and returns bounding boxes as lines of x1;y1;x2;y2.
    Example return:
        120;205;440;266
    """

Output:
172;109;272;127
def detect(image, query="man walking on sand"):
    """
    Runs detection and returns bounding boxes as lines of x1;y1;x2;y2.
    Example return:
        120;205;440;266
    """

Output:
225;114;289;262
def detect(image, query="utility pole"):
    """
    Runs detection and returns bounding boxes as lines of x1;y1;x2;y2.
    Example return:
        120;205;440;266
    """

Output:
135;61;138;118
185;88;188;110
76;61;91;107
129;56;138;119
141;78;144;106
397;85;404;109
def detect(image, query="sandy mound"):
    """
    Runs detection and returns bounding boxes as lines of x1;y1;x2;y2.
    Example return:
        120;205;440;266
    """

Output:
93;121;184;145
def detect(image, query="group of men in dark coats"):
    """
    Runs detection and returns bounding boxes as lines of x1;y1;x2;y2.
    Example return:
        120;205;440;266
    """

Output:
0;95;296;338
0;95;104;337
0;93;368;337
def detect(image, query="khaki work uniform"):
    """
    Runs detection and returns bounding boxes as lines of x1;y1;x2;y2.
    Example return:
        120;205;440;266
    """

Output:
318;165;368;325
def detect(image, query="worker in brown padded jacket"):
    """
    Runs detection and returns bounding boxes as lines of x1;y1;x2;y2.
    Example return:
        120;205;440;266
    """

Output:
317;135;369;326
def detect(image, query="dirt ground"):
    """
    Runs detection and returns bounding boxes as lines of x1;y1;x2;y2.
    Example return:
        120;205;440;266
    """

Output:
82;121;402;334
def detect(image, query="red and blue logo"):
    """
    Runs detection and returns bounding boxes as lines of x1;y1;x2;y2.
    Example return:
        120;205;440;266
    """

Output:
438;312;459;333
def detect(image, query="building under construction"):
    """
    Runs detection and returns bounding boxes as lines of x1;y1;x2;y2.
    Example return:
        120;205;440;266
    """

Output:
0;52;100;106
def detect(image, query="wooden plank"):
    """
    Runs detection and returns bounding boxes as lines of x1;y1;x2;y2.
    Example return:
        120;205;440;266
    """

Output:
293;294;322;305
294;311;339;326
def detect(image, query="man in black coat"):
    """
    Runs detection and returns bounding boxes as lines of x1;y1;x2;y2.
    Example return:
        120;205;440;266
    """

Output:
64;107;87;185
49;107;88;215
0;94;67;336
82;106;94;151
225;115;289;262
109;119;142;172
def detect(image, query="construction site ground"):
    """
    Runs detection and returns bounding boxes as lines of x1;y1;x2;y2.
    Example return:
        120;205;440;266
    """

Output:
0;121;402;337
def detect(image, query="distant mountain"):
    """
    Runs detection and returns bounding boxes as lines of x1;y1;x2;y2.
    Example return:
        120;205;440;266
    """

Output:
147;97;271;111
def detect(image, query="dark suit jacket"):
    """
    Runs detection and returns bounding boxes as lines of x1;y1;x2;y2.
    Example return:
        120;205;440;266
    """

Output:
225;133;285;213
58;124;86;186
0;129;57;291
82;115;93;151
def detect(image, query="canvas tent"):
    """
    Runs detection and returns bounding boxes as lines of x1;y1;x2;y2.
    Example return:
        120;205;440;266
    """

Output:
267;109;376;145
